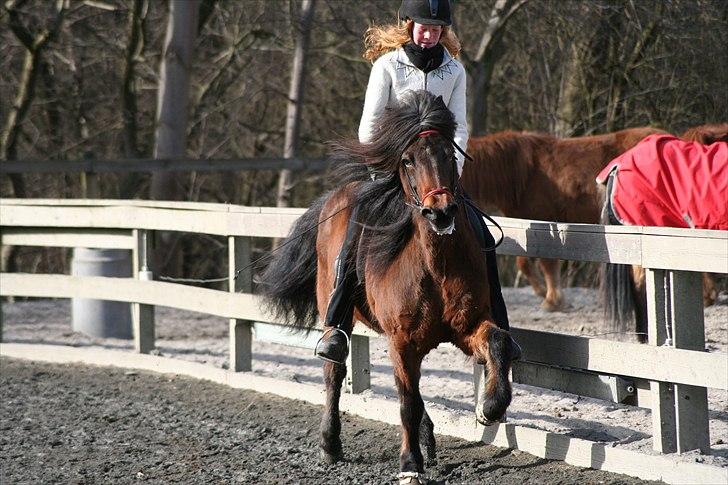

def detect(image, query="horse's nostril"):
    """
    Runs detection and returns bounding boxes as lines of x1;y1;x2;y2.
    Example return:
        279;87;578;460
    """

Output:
420;207;435;220
444;203;458;217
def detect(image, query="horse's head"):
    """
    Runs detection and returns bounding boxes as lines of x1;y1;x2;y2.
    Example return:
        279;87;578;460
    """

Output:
399;128;459;235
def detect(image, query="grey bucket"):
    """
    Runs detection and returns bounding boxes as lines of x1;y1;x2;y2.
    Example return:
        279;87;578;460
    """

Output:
71;248;133;339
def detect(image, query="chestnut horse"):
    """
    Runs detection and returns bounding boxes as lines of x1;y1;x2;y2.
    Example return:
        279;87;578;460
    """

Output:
460;126;665;311
599;132;728;342
260;91;519;484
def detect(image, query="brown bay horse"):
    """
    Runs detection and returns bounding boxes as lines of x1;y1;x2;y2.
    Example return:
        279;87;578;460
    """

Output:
260;91;519;484
460;126;665;311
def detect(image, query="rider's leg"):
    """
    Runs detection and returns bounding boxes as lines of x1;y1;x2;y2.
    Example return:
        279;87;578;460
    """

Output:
464;202;510;331
481;220;510;331
315;208;360;363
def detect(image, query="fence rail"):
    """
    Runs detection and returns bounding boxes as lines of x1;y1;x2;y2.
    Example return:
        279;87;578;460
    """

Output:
1;198;726;458
0;157;329;174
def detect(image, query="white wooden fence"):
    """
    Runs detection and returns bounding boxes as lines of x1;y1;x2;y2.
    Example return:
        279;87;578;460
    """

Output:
1;198;726;458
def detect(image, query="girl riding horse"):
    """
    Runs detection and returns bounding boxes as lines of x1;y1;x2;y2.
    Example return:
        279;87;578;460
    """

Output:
316;0;510;364
260;90;520;485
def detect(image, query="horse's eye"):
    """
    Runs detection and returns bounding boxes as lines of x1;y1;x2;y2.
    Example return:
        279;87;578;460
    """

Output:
403;158;414;168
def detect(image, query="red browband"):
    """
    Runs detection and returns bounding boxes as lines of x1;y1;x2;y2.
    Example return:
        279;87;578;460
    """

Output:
418;129;440;137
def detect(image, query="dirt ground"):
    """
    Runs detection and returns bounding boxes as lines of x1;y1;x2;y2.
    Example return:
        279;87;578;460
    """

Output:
1;286;726;481
1;358;662;484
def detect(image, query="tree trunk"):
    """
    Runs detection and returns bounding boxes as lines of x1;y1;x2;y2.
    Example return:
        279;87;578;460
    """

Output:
150;0;199;201
553;42;585;137
605;2;663;132
1;0;68;197
275;0;316;209
119;0;148;199
466;0;527;136
150;0;199;277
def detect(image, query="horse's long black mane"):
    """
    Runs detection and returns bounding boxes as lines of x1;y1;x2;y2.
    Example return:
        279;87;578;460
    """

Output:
327;90;457;275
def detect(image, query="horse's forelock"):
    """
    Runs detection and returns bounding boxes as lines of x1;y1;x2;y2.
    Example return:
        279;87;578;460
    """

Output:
364;91;456;174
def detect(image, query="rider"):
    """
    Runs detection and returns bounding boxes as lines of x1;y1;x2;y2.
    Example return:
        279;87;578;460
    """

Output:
315;0;510;363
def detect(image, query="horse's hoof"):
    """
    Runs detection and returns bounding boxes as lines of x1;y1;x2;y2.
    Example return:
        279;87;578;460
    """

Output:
319;448;343;464
476;411;506;426
397;471;427;484
540;298;564;312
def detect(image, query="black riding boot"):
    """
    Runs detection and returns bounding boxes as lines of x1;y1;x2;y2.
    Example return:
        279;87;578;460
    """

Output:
464;201;510;331
315;208;360;364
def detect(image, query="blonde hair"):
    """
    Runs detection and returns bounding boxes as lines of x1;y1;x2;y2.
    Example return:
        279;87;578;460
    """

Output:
363;19;461;63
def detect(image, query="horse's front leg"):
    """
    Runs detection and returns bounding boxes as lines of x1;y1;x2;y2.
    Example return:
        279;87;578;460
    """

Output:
516;256;546;298
319;360;347;463
419;410;436;466
390;342;426;482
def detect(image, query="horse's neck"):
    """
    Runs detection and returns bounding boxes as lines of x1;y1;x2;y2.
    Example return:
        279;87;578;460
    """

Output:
413;213;482;280
462;132;539;213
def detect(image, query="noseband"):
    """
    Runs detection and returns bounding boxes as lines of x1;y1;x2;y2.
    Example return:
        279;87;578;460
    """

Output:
403;129;457;208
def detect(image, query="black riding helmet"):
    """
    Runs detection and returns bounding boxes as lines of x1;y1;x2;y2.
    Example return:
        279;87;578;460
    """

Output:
400;0;452;26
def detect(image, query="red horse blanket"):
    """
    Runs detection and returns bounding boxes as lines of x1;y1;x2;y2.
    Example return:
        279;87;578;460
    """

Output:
596;134;728;230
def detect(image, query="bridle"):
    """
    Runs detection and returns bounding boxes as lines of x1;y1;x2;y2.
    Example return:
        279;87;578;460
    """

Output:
401;128;504;250
402;129;458;208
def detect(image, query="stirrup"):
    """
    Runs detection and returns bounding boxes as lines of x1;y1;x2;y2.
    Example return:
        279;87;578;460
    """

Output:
397;471;426;484
314;327;351;365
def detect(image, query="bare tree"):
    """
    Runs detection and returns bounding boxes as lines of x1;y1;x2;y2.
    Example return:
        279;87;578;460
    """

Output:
461;0;526;136
276;0;317;209
1;0;68;196
150;0;199;201
119;0;148;199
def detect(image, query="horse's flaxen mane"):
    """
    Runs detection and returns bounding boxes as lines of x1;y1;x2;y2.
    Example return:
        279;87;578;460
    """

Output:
326;90;457;276
463;131;554;212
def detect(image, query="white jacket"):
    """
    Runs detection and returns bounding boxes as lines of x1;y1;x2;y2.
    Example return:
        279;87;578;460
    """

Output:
358;47;469;175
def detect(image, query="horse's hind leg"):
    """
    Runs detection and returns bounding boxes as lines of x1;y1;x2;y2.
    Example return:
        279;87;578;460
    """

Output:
540;258;565;311
419;409;436;466
703;273;717;307
319;360;347;463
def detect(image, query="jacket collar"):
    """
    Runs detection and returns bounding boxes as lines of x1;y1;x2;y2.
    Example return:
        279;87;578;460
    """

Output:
396;45;454;68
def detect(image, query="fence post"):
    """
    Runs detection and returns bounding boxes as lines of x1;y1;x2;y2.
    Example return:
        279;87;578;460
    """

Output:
646;268;676;453
346;334;370;394
229;236;253;372
669;270;710;454
132;229;155;353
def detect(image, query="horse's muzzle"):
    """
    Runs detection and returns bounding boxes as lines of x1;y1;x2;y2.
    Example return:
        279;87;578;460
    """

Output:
421;203;458;235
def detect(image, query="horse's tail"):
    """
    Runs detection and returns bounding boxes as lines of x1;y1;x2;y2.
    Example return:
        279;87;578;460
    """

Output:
258;195;325;331
600;206;644;341
601;260;639;337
